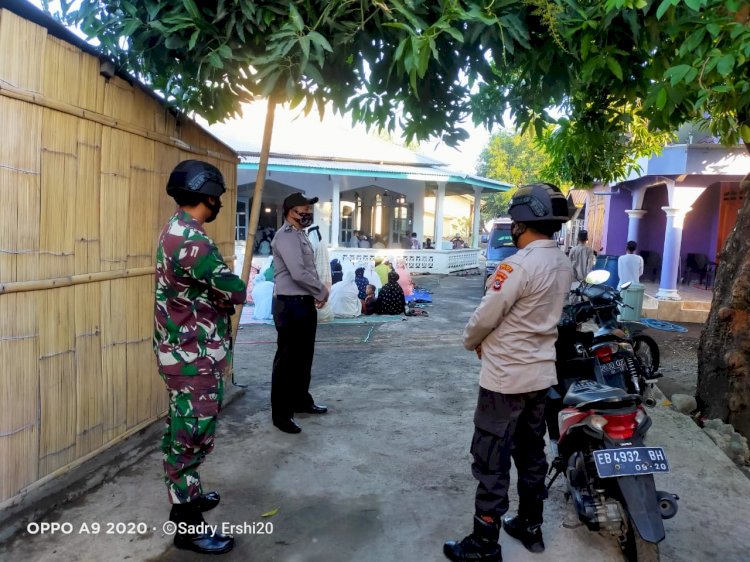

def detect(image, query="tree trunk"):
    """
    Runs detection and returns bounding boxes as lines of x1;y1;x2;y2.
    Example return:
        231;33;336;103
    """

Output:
697;169;750;437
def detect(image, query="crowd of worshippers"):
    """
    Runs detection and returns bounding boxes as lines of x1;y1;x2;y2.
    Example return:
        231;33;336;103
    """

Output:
247;254;430;321
348;230;434;250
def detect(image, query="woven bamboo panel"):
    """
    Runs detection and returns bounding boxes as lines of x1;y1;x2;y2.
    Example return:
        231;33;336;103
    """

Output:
41;36;81;107
0;97;41;284
0;6;239;505
0;292;39;500
74;283;104;458
40;108;77;279
0;10;45;91
38;286;77;476
100;278;128;444
75;120;102;275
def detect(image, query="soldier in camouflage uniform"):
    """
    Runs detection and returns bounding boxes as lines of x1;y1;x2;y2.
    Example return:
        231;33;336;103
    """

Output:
153;160;246;555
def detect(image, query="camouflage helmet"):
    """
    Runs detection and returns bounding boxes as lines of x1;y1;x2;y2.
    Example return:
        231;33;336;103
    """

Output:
166;160;225;199
508;183;571;223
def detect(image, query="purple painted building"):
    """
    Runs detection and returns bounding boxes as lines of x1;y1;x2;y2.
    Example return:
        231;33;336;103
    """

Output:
584;143;749;300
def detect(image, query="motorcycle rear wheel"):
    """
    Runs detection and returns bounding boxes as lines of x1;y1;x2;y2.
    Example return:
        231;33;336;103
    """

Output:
633;334;660;375
623;517;660;562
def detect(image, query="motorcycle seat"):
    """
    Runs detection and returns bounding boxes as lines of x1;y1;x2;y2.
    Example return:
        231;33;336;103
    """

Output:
563;380;641;409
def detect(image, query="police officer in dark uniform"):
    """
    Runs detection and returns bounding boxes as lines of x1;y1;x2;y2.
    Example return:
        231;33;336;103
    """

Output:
270;193;330;434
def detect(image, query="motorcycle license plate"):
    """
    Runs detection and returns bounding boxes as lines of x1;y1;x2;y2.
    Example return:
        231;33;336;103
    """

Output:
593;447;670;478
600;358;626;376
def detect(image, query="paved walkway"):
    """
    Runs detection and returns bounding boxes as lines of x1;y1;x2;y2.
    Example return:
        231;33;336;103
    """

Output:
1;275;748;562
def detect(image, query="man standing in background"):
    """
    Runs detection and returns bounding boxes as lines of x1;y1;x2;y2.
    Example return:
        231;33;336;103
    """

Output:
618;240;644;288
568;230;595;284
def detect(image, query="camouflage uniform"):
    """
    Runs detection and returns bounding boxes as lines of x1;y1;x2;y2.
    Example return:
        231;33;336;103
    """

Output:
153;209;246;504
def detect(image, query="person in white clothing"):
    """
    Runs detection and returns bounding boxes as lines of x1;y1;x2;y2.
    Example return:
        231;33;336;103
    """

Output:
617;240;644;288
329;269;362;318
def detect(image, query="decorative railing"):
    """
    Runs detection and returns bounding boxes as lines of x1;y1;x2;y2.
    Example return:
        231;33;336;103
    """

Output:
233;243;481;275
330;248;480;275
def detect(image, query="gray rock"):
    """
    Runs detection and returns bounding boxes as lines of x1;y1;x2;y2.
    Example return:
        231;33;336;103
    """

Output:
703;418;750;466
671;393;697;414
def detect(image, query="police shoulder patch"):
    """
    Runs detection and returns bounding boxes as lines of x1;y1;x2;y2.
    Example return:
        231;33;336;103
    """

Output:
491;264;512;291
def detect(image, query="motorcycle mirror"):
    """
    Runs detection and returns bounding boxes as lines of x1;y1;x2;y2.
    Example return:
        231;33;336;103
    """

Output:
620;281;632;290
584;269;610;285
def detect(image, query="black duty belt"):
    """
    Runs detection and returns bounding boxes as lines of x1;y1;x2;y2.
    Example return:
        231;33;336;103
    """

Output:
275;294;314;301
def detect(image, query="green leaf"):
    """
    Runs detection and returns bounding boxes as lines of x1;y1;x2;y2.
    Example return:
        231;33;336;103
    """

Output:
740;123;750;144
606;57;623;80
165;35;186;49
706;23;721;37
182;0;201;20
684;0;703;11
655;88;668;110
207;51;224;68
308;31;333;53
665;64;691;85
656;0;671;19
681;28;706;54
188;29;199;50
261;508;280;517
717;54;735;76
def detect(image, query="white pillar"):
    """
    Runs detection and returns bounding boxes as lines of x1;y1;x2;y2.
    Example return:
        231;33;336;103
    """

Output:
412;184;425;244
624;209;647;244
435;182;446;249
331;176;341;247
656;206;690;300
471;187;482;248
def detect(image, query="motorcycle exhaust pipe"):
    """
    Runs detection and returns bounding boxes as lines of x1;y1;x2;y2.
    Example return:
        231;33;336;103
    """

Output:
644;396;657;408
655;491;679;519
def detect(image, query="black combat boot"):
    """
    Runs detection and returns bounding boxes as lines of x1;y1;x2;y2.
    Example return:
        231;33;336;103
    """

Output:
169;501;234;554
443;515;502;562
502;511;544;553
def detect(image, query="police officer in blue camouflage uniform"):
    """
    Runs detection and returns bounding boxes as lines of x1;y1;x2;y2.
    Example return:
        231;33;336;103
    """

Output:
270;193;330;434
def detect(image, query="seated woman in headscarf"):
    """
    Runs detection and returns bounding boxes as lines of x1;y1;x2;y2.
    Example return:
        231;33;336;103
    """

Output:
395;260;414;297
377;271;406;315
364;260;382;294
374;257;390;286
329;269;362;318
354;266;369;300
251;274;274;320
330;258;344;284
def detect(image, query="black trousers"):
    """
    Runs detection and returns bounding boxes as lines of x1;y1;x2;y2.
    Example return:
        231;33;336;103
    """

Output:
471;386;549;522
271;295;317;422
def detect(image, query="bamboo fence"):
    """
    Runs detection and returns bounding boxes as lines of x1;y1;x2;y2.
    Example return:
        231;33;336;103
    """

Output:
0;8;239;506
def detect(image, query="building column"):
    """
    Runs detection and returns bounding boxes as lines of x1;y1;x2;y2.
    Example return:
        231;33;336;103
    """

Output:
624;209;647;244
331;176;341;247
656;206;690;300
412;185;425;245
471;187;482;248
434;182;446;249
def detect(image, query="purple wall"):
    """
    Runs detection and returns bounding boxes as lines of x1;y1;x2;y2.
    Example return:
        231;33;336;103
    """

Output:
639;185;669;253
681;185;720;262
603;190;632;255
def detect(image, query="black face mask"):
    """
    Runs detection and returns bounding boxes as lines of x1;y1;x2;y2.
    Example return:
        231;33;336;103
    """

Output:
511;221;526;247
205;197;223;223
297;212;314;228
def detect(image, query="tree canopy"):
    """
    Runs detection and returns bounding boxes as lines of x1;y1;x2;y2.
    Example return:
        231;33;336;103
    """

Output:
52;0;749;184
476;130;554;218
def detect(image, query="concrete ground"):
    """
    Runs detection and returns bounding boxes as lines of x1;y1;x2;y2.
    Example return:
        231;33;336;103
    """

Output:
2;275;749;562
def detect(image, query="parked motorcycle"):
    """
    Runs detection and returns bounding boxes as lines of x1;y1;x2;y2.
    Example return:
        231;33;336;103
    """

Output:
560;270;661;397
547;271;679;561
547;376;679;561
